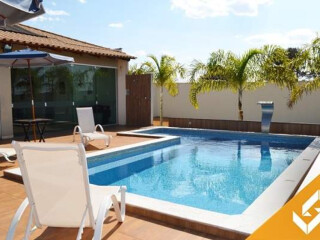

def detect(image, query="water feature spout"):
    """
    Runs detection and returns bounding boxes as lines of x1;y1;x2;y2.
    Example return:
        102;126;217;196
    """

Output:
257;101;274;133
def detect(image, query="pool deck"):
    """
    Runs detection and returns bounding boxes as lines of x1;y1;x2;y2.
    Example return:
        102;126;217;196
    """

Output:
0;126;224;240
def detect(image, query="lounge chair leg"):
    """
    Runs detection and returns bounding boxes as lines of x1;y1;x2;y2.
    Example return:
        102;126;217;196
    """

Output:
105;136;112;147
111;186;126;222
120;186;126;221
76;207;88;240
93;196;112;240
84;137;89;147
6;198;29;240
105;138;109;147
80;136;88;147
24;205;35;239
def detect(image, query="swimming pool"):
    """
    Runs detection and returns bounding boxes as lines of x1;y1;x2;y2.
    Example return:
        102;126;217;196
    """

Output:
88;128;314;215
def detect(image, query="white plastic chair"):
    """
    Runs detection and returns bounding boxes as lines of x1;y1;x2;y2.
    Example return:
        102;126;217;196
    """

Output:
7;141;126;240
0;148;16;162
73;107;111;147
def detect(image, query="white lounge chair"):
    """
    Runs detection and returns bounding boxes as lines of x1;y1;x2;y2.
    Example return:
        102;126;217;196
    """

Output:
7;141;126;240
73;107;111;147
0;148;16;162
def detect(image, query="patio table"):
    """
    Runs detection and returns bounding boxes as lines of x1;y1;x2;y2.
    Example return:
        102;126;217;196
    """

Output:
14;118;52;142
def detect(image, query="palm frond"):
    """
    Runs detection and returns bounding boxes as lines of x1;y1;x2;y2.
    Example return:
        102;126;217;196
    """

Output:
189;76;228;108
288;85;304;108
147;54;161;72
128;63;139;75
288;77;320;107
128;63;151;75
140;61;157;77
175;62;186;79
244;80;265;91
164;78;179;96
237;49;262;86
189;60;206;83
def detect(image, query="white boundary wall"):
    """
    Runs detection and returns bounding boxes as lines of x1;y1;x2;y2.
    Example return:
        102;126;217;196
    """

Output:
153;83;320;124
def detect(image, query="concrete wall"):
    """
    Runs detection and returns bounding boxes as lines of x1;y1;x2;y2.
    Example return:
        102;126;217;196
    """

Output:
153;83;320;124
0;67;13;138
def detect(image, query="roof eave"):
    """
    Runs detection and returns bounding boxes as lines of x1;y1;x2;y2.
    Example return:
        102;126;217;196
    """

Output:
0;39;136;60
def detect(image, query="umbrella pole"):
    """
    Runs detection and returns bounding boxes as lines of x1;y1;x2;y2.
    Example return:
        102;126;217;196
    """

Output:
27;60;37;142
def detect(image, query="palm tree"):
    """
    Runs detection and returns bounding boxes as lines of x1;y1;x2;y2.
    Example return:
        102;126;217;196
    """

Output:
189;49;263;121
142;55;185;126
287;37;320;107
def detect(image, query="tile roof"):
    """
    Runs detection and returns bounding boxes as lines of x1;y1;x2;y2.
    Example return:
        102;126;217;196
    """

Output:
0;24;135;60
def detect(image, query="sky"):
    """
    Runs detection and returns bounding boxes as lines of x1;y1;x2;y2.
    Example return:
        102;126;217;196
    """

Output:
26;0;320;71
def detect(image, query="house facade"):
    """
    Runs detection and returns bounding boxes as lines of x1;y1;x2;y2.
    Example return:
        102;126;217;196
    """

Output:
0;24;135;139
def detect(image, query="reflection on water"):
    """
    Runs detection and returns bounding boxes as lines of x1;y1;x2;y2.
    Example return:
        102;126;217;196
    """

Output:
89;134;309;215
259;141;272;172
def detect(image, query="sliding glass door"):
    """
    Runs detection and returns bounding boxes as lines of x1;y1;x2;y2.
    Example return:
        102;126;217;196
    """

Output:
11;64;117;135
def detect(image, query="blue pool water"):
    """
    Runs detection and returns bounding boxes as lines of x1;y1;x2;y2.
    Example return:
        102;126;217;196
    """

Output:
88;128;314;215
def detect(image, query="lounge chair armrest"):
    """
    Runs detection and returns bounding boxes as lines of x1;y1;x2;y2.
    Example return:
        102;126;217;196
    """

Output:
95;124;105;133
93;195;113;240
6;198;29;240
73;125;83;134
0;152;14;163
73;125;83;142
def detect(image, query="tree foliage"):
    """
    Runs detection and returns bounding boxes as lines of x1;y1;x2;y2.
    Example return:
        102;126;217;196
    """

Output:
288;37;320;107
128;63;149;75
142;55;185;125
189;49;263;120
259;45;310;91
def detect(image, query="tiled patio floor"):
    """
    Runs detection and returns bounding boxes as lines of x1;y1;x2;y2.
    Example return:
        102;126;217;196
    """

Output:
0;126;225;240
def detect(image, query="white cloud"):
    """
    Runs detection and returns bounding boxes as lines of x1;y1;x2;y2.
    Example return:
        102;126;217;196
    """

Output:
171;0;272;18
108;23;123;28
244;29;316;47
46;9;69;16
78;0;86;3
